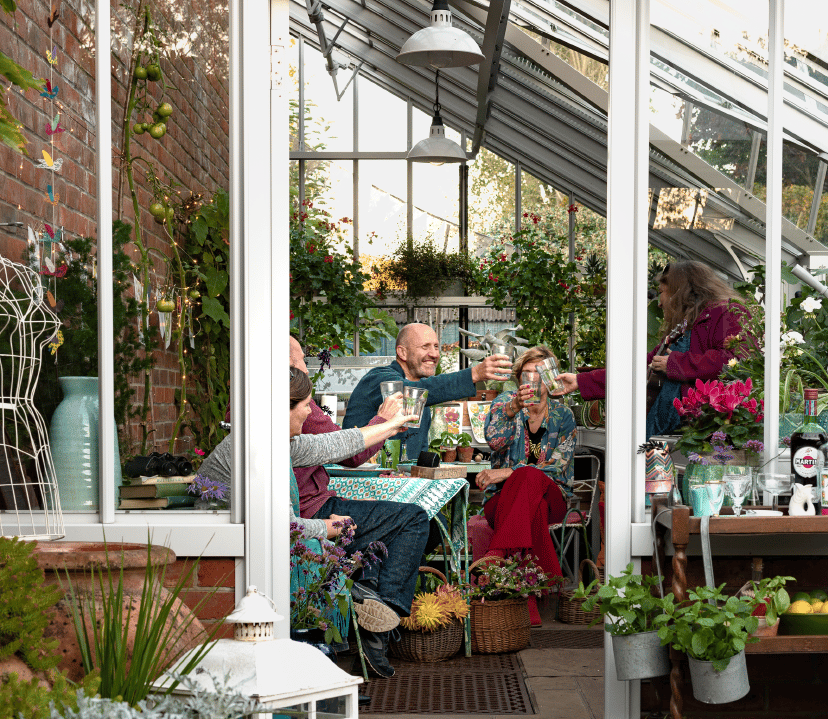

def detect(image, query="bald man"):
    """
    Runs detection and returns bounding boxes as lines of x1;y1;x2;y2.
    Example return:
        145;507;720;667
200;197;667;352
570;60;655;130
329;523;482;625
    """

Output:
343;323;512;458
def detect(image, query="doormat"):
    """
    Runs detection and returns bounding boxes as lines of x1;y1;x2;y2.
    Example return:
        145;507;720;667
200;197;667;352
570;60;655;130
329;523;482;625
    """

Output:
528;629;605;649
360;652;535;715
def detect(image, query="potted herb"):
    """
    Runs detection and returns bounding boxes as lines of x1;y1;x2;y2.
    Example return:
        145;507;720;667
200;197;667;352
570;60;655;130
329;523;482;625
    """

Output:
456;432;474;462
572;562;673;681
429;431;459;462
740;575;793;636
658;583;758;704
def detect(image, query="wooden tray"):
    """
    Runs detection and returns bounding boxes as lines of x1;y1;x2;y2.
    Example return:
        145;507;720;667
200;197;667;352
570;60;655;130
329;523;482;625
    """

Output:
410;465;468;479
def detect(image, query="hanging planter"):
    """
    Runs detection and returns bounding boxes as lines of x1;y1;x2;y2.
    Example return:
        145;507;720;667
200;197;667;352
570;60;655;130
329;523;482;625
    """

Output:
612;630;670;681
687;650;750;704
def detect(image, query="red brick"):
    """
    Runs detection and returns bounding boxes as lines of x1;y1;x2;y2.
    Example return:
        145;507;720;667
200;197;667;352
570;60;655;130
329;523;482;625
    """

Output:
202;620;235;640
197;559;236;588
161;557;199;589
179;589;236;621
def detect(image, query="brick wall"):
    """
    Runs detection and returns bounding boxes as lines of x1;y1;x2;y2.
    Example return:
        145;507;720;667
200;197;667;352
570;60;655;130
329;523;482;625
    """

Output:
165;557;238;639
1;0;229;454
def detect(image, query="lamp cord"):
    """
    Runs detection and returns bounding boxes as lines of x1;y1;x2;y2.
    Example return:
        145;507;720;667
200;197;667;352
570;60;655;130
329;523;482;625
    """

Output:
434;68;441;115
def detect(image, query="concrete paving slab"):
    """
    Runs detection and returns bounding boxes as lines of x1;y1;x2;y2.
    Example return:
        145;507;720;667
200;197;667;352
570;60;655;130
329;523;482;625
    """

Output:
530;676;597;719
576;675;605;718
520;648;605;677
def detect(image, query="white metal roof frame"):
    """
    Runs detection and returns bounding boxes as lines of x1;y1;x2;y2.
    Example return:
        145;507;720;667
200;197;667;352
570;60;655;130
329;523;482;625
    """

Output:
290;0;828;281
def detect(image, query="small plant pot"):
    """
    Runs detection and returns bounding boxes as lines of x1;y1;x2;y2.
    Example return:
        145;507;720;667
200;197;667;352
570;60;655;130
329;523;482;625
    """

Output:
687;650;750;704
441;448;457;463
751;616;780;637
611;630;670;681
457;446;474;463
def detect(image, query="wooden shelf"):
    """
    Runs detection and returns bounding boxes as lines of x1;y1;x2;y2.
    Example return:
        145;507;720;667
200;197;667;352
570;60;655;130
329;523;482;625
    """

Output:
746;634;828;653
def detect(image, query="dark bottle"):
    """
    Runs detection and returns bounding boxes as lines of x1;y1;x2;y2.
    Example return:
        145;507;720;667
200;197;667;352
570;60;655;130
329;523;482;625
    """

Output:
790;388;827;513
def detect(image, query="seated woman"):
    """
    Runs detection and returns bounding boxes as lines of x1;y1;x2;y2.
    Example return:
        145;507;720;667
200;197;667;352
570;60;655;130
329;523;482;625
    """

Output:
470;346;576;625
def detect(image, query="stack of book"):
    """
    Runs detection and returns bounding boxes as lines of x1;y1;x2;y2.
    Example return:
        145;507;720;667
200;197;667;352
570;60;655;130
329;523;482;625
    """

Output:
118;475;197;509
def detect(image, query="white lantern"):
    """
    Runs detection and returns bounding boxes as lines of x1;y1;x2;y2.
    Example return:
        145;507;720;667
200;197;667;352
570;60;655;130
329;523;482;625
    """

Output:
151;585;362;717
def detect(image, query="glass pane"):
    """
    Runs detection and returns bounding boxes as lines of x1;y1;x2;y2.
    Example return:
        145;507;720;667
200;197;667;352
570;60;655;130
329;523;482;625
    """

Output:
302;45;354;153
687;105;755;188
412;162;460;252
358;78;407;151
313;160;354;254
357;159;407;265
813;165;828;244
468;147;516;255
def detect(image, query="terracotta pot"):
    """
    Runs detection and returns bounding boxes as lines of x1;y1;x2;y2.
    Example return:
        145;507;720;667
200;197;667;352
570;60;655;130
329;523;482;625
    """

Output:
751;616;780;637
35;541;206;682
441;448;457;462
457;445;474;463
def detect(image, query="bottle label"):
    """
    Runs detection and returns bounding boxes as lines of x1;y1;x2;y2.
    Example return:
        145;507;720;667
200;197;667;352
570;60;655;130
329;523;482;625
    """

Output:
793;446;820;478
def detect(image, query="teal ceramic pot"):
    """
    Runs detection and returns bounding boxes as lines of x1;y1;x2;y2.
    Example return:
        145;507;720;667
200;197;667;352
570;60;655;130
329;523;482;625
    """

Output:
49;377;122;510
682;450;754;508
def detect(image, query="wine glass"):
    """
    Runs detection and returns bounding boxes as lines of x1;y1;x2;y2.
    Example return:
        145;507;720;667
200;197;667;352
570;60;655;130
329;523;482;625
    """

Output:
756;473;793;513
705;482;726;516
725;476;753;516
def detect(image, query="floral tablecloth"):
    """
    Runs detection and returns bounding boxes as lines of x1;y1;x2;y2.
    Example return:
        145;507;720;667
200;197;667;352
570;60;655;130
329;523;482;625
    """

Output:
328;474;469;559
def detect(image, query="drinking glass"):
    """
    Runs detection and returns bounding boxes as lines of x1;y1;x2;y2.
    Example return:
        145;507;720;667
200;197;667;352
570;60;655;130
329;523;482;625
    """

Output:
380;381;403;400
489;342;513;359
537;357;560;393
402;386;429;427
723;467;753;506
705;482;726;516
520;370;541;405
725;476;753;516
756;473;793;512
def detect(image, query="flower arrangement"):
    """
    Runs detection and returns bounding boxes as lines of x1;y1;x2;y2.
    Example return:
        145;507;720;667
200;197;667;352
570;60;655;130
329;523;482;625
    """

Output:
187;472;230;507
672;378;765;459
467;554;562;602
401;584;469;632
289;519;386;644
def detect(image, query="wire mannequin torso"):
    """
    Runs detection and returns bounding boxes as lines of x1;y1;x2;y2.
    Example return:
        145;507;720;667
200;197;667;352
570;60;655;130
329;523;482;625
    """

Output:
0;256;64;539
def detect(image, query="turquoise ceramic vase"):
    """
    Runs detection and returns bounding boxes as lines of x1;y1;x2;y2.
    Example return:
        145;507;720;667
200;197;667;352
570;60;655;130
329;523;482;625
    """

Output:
49;377;123;510
682;450;755;507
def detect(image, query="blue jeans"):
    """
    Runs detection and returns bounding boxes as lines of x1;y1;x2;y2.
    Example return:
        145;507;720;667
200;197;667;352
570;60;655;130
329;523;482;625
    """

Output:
314;498;429;617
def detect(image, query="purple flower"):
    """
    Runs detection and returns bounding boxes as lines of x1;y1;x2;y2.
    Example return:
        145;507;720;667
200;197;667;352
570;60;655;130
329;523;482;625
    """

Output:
744;439;764;454
687;452;710;466
710;430;728;444
187;472;229;501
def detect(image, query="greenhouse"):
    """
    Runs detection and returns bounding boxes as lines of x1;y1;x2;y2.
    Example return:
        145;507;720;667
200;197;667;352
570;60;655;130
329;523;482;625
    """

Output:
2;0;828;716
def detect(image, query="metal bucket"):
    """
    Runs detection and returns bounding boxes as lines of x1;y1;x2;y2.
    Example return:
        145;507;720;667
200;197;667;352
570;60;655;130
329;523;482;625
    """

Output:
687;650;750;704
612;630;670;681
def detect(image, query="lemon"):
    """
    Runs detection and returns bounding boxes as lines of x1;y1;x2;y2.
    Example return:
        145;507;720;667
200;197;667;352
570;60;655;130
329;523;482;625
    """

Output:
819;604;828;614
789;600;813;614
812;601;824;612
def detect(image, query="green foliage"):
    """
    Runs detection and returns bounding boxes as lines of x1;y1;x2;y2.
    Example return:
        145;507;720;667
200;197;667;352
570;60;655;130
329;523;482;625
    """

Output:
31;223;154;436
429;430;460;451
658;583;758;671
290;200;394;357
380;238;476;301
455;431;473;448
572;562;674;636
744;575;793;626
181;189;230;452
0;48;44;152
0;537;98;719
63;539;223;706
470;217;584;365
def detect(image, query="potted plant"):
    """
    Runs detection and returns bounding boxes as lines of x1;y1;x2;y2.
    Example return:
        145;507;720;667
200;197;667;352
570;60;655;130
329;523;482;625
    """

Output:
466;555;562;654
572;562;674;681
377;238;476;301
390;567;469;663
658;583;758;704
456;432;474;463
672;378;765;503
429;431;459;462
740;575;793;637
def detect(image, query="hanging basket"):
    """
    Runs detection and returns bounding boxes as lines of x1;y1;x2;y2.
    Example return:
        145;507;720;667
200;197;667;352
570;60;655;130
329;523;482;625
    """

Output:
558;559;603;625
390;567;464;662
468;557;531;654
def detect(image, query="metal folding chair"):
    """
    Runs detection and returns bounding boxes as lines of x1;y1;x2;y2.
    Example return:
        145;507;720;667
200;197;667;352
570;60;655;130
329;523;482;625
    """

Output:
549;454;601;588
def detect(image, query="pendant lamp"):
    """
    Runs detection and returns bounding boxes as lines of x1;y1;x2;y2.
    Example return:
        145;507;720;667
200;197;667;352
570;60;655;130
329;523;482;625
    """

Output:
397;0;483;68
408;70;467;165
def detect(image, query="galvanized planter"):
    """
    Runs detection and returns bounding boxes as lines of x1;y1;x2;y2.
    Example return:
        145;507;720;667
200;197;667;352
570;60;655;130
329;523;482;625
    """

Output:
687;649;750;704
611;630;670;681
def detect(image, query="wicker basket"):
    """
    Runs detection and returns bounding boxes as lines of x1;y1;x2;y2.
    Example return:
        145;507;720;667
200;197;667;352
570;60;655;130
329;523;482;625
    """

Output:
467;557;531;654
389;567;464;662
558;559;603;625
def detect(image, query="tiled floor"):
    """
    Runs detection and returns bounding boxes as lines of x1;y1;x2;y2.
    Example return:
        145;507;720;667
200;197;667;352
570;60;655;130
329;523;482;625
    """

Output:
360;599;607;719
